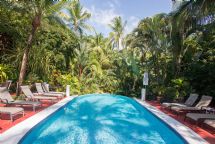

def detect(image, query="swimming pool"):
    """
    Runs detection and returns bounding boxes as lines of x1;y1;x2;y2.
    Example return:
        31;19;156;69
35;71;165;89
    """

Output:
19;94;187;144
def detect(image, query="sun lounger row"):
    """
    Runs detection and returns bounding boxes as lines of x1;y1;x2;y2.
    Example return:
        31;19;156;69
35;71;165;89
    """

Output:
162;94;212;114
162;94;214;133
35;83;64;98
0;82;65;122
41;82;65;95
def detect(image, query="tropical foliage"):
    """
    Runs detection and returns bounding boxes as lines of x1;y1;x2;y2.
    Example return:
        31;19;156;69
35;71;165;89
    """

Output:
0;0;214;102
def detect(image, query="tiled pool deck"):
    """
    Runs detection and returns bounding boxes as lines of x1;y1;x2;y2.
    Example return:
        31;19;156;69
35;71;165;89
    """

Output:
144;100;215;144
0;96;76;144
135;99;209;144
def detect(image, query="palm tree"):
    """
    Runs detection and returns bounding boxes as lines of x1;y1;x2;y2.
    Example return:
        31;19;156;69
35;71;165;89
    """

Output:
87;32;107;52
15;1;67;95
60;0;91;36
109;16;127;50
170;0;215;76
126;14;171;88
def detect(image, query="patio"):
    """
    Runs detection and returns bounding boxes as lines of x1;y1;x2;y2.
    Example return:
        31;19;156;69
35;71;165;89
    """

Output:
147;101;215;144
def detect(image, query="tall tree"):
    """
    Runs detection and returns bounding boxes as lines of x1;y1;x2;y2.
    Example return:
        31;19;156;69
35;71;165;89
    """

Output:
109;16;127;50
16;1;67;95
60;0;91;36
170;0;215;77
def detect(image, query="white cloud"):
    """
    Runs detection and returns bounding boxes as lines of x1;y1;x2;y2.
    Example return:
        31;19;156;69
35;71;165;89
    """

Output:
86;5;121;30
83;1;140;36
111;0;120;7
125;16;140;34
107;1;115;9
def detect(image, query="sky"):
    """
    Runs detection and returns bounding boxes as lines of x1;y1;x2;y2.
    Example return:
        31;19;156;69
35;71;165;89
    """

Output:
81;0;173;36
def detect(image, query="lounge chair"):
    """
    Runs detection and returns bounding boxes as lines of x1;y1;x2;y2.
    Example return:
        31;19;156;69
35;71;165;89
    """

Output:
185;113;215;124
1;80;12;90
0;107;24;121
203;119;215;133
42;82;65;95
20;86;58;103
0;87;41;112
162;93;198;108
171;95;212;114
35;83;64;98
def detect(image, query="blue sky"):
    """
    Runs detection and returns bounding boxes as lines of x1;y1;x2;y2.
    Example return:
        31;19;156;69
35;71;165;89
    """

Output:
81;0;173;36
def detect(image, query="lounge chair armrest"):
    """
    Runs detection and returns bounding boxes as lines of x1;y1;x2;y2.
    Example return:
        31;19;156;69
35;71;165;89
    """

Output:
33;93;39;95
201;106;208;110
26;95;34;100
25;97;30;101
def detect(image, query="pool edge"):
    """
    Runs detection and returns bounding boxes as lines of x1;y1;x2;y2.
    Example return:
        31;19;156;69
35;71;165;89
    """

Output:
134;98;209;144
0;96;78;144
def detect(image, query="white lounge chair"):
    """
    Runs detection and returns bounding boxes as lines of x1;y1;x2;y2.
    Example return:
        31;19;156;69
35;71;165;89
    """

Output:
35;83;63;98
203;119;215;132
162;93;198;108
0;107;24;121
42;82;65;95
171;95;212;114
0;80;12;90
0;87;41;112
20;86;58;103
185;113;215;124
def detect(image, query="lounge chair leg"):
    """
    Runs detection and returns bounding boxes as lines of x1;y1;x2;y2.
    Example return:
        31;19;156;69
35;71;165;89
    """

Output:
184;116;186;121
10;114;13;122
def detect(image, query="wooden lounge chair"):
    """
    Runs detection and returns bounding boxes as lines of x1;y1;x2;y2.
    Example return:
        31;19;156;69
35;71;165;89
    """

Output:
20;86;58;103
42;82;65;95
162;93;198;108
0;107;24;121
185;113;215;124
35;83;63;98
171;95;212;114
0;87;41;112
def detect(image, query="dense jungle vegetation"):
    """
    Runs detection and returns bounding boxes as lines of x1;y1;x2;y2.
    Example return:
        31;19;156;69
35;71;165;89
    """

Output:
0;0;214;102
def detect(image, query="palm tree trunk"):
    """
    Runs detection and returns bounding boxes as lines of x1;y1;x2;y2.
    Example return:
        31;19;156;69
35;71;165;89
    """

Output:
16;14;41;96
78;64;82;79
117;40;120;50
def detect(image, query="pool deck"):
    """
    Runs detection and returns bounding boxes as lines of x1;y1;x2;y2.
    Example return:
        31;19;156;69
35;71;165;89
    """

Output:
0;96;77;144
145;100;215;144
135;98;211;144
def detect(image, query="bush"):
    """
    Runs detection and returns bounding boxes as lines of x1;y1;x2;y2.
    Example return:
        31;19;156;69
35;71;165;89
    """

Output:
152;85;165;96
25;73;41;84
162;87;179;103
56;74;81;95
171;77;191;99
0;64;16;83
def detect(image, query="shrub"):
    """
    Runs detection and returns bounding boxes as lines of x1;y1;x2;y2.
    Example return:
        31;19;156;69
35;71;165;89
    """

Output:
162;87;179;102
0;64;16;83
171;77;191;99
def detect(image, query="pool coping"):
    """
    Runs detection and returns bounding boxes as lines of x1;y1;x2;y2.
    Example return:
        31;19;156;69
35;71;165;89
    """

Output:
0;96;77;144
134;98;209;144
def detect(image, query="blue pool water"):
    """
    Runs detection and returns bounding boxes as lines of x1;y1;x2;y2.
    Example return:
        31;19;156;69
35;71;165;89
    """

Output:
20;94;187;144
